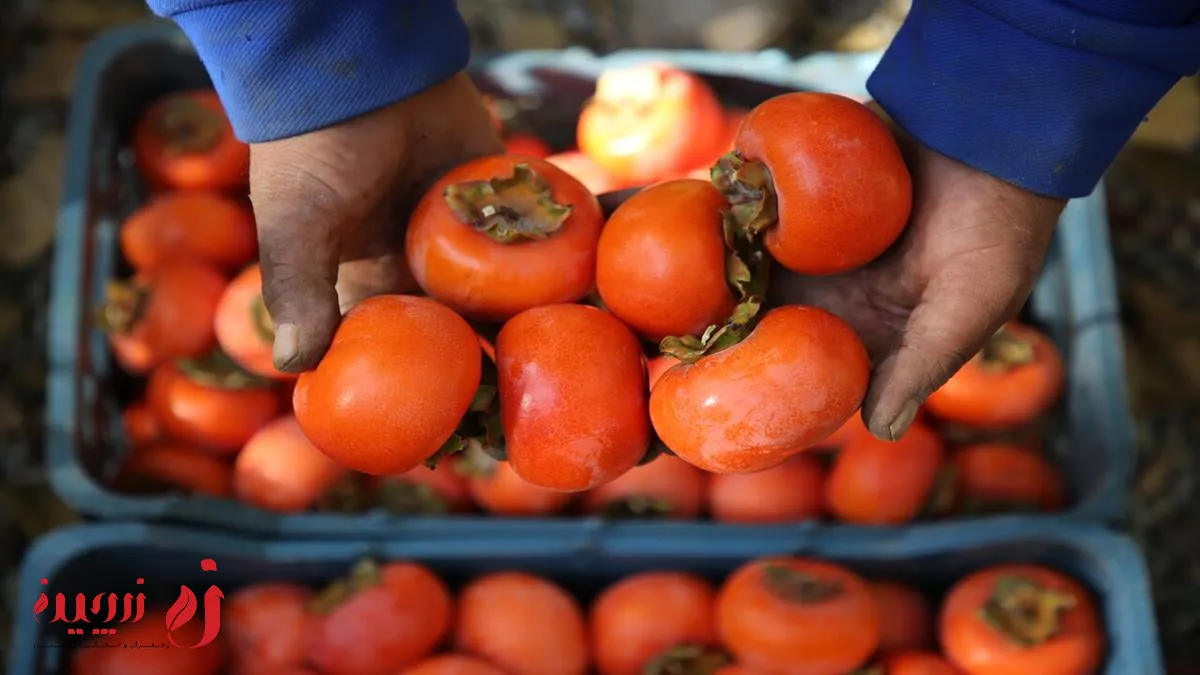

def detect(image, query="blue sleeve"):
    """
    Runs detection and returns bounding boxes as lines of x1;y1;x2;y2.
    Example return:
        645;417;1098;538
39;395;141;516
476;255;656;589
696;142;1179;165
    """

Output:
867;0;1200;199
145;0;471;143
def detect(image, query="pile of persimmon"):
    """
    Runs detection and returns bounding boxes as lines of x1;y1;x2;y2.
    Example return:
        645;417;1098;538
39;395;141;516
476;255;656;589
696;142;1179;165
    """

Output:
69;555;1107;675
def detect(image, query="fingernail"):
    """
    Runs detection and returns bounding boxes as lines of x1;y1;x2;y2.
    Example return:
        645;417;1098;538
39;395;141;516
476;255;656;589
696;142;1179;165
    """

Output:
886;400;922;441
273;323;300;371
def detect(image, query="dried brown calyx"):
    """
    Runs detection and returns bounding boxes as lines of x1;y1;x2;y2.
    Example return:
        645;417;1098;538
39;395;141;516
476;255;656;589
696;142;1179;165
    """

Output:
424;349;505;469
309;559;383;616
249;296;275;342
760;565;845;604
97;280;150;334
980;575;1077;647
443;164;573;244
176;348;272;390
711;151;779;244
659;298;762;365
643;644;731;675
977;326;1036;373
156;95;226;155
599;495;675;520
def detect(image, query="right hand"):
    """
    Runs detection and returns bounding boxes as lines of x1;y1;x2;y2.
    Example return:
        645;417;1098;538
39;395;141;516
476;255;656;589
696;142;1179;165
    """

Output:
250;72;503;373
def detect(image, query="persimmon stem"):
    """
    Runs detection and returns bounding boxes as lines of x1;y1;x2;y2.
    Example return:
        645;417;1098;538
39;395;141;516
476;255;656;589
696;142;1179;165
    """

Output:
249;296;275;343
176;348;272;390
978;327;1036;373
759;565;844;604
309;559;383;616
659;298;762;365
980;575;1076;646
157;95;225;155
443;163;573;243
97;280;149;333
643;644;731;675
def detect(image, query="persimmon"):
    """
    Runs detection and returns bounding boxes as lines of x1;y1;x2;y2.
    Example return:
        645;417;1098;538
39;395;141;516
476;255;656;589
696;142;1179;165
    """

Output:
293;295;482;475
713;667;764;675
716;557;879;675
215;264;296;380
460;443;573;516
595;180;738;342
672;108;747;181
308;560;452;675
147;356;281;452
708;454;825;523
406;155;604;322
869;581;935;654
132;89;248;192
939;565;1103;675
651;305;869;474
114;442;234;497
714;92;911;275
925;323;1065;429
454;571;589;675
546;151;627;194
872;651;965;674
826;423;950;525
225;583;312;675
69;607;224;675
815;412;871;450
591;572;721;675
504;134;553;158
100;260;226;374
951;443;1066;514
398;654;508;675
122;401;162;447
578;63;726;184
234;415;347;513
582;455;707;519
373;462;474;514
120;191;256;273
647;355;680;391
497;304;650;491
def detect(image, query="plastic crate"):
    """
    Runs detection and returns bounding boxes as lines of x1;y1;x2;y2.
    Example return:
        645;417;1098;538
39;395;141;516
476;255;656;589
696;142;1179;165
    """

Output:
7;519;1164;674
46;20;1134;535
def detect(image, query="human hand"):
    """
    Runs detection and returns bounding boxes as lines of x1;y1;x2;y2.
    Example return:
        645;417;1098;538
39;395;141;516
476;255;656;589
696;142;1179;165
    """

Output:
250;73;503;373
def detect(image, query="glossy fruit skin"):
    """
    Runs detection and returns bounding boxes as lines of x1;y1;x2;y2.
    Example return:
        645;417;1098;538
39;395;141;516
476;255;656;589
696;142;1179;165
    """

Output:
225;583;312;675
466;459;574;516
405;155;604;322
497;304;651;491
234;415;347;513
122;401;163;447
951;443;1066;513
869;581;935;654
374;463;474;514
925;323;1065;429
825;423;945;525
293;295;482;475
546;151;627;194
882;651;966;674
734;92;911;275
133;89;248;192
578;64;726;184
717;557;880;675
147;362;282;452
582;455;708;519
940;565;1103;675
590;571;718;675
646;355;680;391
398;654;509;675
69;607;225;675
504;134;553;158
116;442;234;497
215;264;296;380
308;562;452;675
595;179;737;341
650;306;869;474
120;191;256;273
708;454;825;523
454;572;589;675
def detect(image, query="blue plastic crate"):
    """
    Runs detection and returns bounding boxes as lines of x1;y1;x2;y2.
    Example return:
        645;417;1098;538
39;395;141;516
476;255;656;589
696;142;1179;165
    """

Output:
45;20;1134;534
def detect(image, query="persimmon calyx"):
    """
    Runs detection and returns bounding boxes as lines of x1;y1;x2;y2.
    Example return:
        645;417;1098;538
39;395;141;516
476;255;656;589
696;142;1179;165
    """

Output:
978;326;1036;373
659;297;762;365
376;479;450;515
444;163;573;243
453;438;502;478
157;97;225;155
249;296;275;343
711;152;779;242
315;474;369;514
176;349;272;390
921;466;959;518
97;280;149;333
643;644;731;675
600;495;675;519
309;558;383;615
637;441;671;466
759;565;845;604
981;575;1077;646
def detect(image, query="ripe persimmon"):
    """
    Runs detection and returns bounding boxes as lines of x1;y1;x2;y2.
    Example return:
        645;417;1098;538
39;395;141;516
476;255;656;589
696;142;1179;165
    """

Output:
646;355;680;391
373;462;474;515
293;295;482;475
308;560;452;675
716;557;879;675
869;581;935;654
100;260;226;374
460;444;573;516
939;565;1103;675
546;151;627;195
707;454;825;524
215;264;296;380
70;607;224;675
825;423;947;525
951;443;1066;514
398;655;508;675
406;155;604;322
715;92;911;275
591;572;720;675
815;412;871;450
133;89;248;192
497;304;650;491
595;180;737;342
114;442;234;497
582;455;708;519
650;305;869;474
504;134;553;158
122;401;162;447
234;415;347;513
454;572;589;675
877;651;966;674
120;191;256;273
225;583;312;675
578;63;726;184
925;322;1065;429
147;357;281;453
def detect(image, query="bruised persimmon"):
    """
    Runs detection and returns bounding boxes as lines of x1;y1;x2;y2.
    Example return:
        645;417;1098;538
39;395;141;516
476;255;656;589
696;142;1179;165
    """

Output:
372;462;474;515
578;63;726;184
147;356;281;453
234;415;348;513
70;607;224;675
497;304;650;491
133;89;248;192
925;322;1065;429
596;180;737;342
707;454;825;524
406;155;604;322
546;151;627;194
100;260;226;374
225;583;312;675
460;443;573;516
122;401;162;447
120;191;256;273
651;305;869;474
646;355;681;391
582;455;707;519
215;264;295;380
114;442;234;497
939;565;1103;675
825;423;948;525
715;92;911;275
716;557;879;675
504;134;553;158
875;651;966;675
951;443;1066;514
591;572;721;675
293;295;482;475
398;655;508;675
454;571;589;675
869;581;935;654
308;560;452;675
